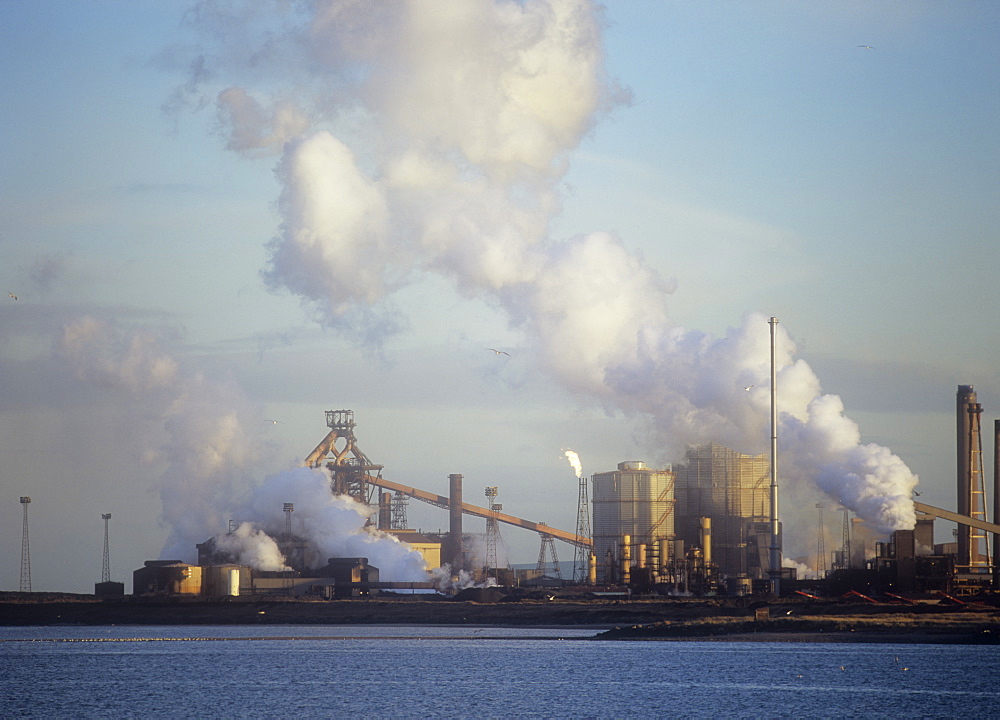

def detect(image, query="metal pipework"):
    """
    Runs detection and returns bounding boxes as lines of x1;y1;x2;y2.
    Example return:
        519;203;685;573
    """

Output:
622;534;631;584
700;517;712;568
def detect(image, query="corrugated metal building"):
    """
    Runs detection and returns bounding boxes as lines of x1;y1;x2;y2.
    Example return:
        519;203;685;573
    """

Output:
673;443;771;580
592;461;675;583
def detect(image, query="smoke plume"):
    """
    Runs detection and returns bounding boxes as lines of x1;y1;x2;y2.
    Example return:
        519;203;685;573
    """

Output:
57;316;430;577
174;0;918;533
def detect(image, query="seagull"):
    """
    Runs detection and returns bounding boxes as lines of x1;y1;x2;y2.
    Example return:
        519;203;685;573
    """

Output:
7;292;16;301
858;45;875;50
265;419;283;425
744;384;754;392
913;490;921;496
487;348;510;357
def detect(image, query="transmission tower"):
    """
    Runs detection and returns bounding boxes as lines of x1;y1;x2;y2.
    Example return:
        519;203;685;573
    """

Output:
101;513;112;583
391;491;409;529
572;473;592;584
536;533;561;580
20;496;32;592
841;507;851;570
815;503;826;578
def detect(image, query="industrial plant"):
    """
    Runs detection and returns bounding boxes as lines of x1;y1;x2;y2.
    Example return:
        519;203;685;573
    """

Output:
122;384;1000;602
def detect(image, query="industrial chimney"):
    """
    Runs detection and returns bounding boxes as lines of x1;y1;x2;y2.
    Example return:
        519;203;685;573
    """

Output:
448;474;464;572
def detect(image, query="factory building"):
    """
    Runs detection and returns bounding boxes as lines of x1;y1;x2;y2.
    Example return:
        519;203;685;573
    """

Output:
673;443;774;585
592;461;675;584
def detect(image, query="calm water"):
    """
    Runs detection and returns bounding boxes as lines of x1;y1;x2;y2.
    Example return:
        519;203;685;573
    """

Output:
1;625;997;719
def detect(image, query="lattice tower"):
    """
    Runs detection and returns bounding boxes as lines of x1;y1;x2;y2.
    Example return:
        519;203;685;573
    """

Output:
391;491;409;530
815;503;826;577
101;513;111;583
484;487;500;574
573;473;592;584
536;534;561;580
20;497;31;592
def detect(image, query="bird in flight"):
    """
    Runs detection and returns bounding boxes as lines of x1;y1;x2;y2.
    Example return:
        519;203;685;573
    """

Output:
744;384;754;392
487;348;510;357
265;419;283;425
8;292;16;301
858;45;875;50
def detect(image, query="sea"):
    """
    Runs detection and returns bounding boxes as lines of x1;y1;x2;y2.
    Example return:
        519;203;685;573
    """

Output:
1;625;997;719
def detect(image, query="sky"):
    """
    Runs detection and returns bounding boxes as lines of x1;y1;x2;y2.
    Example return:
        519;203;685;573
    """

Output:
1;1;997;594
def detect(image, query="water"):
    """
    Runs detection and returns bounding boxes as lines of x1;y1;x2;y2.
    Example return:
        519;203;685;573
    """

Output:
1;625;997;719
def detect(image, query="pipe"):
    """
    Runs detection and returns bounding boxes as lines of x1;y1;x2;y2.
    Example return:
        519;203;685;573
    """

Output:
622;534;631;584
700;517;712;568
588;554;597;585
638;543;647;570
449;474;464;572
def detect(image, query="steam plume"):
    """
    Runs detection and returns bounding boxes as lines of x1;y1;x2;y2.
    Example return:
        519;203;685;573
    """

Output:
176;0;917;533
57;316;429;577
563;449;583;479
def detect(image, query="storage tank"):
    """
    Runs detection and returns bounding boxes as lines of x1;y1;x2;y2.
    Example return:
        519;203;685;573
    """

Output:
592;461;675;583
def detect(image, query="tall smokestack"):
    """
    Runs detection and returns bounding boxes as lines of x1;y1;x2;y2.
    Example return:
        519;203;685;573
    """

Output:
378;492;392;530
957;385;976;568
448;474;464;572
994;420;999;590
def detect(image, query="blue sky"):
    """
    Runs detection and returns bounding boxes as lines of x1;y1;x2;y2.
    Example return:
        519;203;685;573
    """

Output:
1;1;997;593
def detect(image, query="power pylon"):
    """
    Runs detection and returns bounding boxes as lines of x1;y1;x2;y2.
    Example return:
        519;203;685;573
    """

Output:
815;503;826;578
536;533;561;580
101;513;112;583
20;497;32;592
573;473;592;584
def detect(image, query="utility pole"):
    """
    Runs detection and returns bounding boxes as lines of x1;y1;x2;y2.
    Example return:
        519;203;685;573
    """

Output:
101;513;112;583
20;497;32;592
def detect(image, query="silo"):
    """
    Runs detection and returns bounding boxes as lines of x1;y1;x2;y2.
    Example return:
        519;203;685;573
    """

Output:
591;461;675;583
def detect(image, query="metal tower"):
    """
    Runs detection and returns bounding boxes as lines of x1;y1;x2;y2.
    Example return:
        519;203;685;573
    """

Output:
573;473;592;584
815;503;826;577
391;491;409;529
536;533;561;580
305;410;384;504
101;513;112;583
484;487;500;575
20;497;31;592
841;507;852;570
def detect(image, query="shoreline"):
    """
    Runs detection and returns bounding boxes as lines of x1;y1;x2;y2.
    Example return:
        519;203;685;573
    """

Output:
1;594;997;643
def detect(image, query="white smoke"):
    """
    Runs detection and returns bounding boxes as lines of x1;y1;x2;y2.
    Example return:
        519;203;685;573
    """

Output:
563;449;583;479
174;0;918;535
57;316;432;578
212;522;289;571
